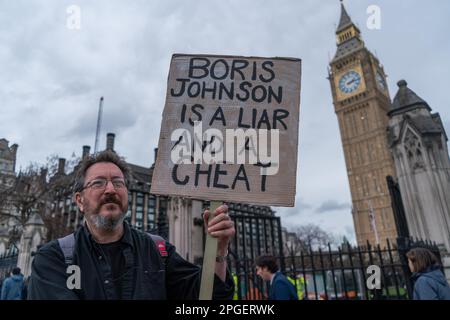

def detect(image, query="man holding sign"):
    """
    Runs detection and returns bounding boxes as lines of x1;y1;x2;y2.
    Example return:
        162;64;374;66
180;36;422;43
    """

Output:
28;150;235;299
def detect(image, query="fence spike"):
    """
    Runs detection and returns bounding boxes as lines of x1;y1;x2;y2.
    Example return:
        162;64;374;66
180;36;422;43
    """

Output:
366;240;371;251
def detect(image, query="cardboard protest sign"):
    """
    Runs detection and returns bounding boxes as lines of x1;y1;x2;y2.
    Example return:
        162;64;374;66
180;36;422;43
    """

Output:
151;54;301;206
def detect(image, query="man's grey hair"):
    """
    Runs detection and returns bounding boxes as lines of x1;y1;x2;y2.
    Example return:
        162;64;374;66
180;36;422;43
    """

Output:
73;150;132;193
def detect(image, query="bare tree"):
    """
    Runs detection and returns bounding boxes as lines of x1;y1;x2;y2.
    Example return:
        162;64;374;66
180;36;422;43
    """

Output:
0;165;47;247
292;224;338;251
0;153;80;248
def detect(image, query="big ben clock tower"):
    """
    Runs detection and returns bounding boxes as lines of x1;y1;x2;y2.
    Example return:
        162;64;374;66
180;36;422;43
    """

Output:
328;2;398;246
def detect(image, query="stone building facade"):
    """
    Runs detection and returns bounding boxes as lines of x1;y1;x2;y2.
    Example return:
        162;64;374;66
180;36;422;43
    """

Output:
387;80;450;252
0;139;19;253
0;138;18;189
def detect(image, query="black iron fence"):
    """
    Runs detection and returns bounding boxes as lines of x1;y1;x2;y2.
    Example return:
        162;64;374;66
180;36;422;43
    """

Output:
227;237;442;300
0;247;19;281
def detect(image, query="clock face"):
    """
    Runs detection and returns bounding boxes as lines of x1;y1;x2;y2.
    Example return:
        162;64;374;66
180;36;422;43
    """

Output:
339;70;361;94
376;72;386;91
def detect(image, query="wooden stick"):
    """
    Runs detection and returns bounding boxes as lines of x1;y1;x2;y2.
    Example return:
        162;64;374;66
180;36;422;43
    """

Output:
199;201;221;300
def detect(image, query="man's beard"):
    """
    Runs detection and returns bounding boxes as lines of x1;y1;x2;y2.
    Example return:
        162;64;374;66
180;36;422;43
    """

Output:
89;211;126;231
83;194;128;231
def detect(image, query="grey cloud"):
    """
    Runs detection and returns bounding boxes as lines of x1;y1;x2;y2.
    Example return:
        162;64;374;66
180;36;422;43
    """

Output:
66;110;100;140
316;200;351;214
345;226;355;237
58;80;93;98
103;106;139;133
65;102;138;141
277;197;312;218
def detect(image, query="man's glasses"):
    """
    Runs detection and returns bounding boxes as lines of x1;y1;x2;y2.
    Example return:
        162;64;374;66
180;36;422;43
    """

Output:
81;178;127;191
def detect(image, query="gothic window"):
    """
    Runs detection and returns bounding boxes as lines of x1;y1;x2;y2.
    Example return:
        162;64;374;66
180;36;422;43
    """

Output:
383;209;389;230
353;144;358;165
367;143;373;162
345;145;352;168
355;176;362;197
362;175;369;196
373;176;380;194
379;208;384;230
368;211;373;232
354;113;360;135
352;145;357;166
360;109;369;132
350;113;357;136
373;142;378;161
358;143;364;165
403;129;425;170
346;114;353;137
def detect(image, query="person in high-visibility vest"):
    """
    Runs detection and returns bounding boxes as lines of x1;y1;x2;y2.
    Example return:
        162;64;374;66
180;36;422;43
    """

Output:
287;275;305;300
232;273;239;300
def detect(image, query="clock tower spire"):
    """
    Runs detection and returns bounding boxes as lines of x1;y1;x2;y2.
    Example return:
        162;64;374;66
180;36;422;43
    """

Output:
334;1;364;61
337;0;357;33
328;2;398;247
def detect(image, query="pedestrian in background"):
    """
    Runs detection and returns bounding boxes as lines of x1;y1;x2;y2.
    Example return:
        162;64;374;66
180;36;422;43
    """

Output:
0;267;25;300
255;255;298;300
407;247;450;300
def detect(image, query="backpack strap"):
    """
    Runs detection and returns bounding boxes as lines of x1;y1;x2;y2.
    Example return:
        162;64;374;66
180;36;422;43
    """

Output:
57;232;168;267
57;233;75;266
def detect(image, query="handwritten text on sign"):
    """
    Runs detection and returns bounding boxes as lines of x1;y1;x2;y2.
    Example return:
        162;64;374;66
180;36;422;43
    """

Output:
151;54;301;206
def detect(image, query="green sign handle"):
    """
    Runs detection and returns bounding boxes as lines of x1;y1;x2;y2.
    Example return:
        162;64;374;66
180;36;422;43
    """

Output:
199;201;221;300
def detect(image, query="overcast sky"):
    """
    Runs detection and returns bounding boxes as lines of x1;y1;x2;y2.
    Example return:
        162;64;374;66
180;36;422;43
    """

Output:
1;0;449;244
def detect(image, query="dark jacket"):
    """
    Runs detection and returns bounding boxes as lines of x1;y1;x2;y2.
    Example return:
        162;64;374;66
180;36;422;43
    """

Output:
1;274;24;300
28;222;233;300
269;271;298;300
411;264;450;300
